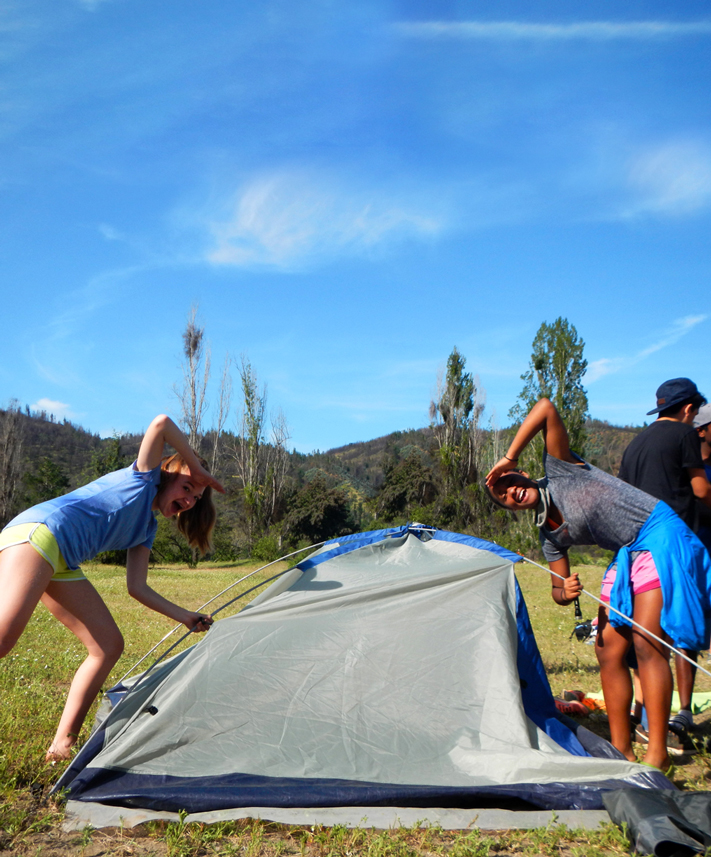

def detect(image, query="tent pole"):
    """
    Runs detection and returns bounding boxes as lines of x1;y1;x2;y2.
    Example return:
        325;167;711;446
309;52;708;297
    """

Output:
522;556;711;679
116;539;330;685
124;565;299;688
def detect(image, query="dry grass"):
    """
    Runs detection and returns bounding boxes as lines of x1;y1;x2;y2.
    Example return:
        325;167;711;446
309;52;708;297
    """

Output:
2;558;710;855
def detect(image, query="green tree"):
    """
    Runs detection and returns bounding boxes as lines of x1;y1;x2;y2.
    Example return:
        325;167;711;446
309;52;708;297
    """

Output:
88;436;125;480
377;451;437;523
24;456;70;505
285;476;354;545
429;347;485;528
510;317;589;472
233;357;290;548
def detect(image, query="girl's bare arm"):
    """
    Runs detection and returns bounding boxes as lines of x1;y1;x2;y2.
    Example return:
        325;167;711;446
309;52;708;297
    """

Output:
125;545;212;631
485;398;576;486
136;414;224;493
549;556;582;605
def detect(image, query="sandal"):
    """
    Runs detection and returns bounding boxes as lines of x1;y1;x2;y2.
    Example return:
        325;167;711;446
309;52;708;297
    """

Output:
640;760;676;778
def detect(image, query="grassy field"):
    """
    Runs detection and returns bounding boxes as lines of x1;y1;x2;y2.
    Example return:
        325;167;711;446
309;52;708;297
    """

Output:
2;558;711;856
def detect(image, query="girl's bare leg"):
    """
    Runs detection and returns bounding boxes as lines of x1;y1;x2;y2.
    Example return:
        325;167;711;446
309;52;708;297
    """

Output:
596;605;635;761
632;588;672;771
0;544;55;657
41;579;124;759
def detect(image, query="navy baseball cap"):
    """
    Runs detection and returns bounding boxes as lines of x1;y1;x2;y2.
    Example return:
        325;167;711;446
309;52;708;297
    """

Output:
647;377;704;415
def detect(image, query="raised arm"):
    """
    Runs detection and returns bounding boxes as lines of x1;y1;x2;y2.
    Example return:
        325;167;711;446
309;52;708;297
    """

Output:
485;398;576;486
136;414;225;493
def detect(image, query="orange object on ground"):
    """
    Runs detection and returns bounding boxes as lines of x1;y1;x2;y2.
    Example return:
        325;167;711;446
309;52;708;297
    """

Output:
554;697;588;716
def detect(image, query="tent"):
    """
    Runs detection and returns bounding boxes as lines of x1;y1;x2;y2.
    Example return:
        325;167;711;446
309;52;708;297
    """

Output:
57;525;670;826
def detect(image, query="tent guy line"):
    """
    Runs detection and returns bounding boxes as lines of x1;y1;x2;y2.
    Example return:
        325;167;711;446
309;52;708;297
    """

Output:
121;531;711;694
522;556;711;680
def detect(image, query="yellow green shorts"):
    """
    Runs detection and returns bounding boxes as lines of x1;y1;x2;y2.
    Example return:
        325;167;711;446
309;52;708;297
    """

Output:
0;523;87;582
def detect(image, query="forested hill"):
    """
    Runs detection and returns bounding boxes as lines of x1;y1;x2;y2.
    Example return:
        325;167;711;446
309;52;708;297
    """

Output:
1;407;643;503
584;419;645;476
0;406;648;563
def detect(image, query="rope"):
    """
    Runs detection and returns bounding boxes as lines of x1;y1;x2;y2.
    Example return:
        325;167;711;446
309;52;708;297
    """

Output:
522;555;711;679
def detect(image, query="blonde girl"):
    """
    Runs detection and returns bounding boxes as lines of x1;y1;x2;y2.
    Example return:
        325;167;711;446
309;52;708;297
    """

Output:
0;414;224;761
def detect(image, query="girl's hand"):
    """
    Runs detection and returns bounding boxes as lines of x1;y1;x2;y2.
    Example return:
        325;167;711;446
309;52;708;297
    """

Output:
563;573;583;601
485;457;518;488
187;460;226;494
184;613;213;633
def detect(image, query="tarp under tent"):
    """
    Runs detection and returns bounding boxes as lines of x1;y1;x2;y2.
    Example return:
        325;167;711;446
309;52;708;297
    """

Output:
56;525;671;826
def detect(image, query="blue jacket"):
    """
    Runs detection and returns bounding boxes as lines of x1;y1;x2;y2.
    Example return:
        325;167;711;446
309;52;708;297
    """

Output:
609;501;711;650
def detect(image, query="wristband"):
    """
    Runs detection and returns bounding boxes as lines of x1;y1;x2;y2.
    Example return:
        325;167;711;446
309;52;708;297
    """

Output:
504;454;518;462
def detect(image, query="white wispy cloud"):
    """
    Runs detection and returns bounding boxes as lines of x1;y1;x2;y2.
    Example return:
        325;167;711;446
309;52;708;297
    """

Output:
98;223;124;242
205;171;444;270
586;316;707;383
31;262;158;386
396;20;711;41
622;141;711;218
30;398;75;420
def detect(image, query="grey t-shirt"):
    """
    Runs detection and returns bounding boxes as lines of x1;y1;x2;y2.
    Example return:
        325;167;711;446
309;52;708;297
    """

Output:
539;452;658;563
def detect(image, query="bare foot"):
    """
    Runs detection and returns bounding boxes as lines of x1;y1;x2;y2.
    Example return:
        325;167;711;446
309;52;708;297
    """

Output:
643;752;673;773
46;746;71;763
45;735;77;762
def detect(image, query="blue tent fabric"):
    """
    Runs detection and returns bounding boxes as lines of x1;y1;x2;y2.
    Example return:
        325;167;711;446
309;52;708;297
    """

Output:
63;768;666;814
57;526;672;814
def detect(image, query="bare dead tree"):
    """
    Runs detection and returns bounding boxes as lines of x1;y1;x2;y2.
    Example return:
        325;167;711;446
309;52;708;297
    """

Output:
264;407;291;529
0;400;24;527
174;305;211;451
231;357;290;543
210;353;233;475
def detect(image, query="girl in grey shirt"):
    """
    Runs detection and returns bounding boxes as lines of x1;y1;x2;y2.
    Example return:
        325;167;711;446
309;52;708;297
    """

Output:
486;398;711;775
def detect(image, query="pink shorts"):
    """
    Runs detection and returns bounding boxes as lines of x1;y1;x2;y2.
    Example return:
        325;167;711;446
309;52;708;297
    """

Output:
600;551;661;603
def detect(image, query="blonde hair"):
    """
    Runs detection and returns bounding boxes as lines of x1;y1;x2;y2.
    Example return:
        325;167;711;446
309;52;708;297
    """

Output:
158;452;216;555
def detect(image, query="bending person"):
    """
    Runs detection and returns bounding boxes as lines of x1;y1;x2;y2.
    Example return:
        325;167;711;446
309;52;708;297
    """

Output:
485;398;711;772
0;414;225;761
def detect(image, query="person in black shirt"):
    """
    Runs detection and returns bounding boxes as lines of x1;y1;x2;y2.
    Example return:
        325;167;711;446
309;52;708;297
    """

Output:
619;378;711;737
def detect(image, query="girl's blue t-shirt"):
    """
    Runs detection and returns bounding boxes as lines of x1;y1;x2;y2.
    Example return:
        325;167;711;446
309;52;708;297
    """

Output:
8;463;161;569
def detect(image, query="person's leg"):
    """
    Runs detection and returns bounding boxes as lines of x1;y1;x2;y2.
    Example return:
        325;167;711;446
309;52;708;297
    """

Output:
595;604;635;762
632;588;672;771
631;668;644;722
41;579;124;759
673;650;698;729
0;543;55;658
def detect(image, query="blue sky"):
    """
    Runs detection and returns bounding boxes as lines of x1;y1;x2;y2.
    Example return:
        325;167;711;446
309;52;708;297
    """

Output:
1;1;710;452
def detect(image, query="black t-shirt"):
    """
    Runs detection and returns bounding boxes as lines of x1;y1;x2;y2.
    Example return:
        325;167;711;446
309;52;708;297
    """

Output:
618;420;703;529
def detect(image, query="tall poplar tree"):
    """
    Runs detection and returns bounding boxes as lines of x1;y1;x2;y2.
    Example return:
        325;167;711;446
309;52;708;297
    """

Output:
510;317;589;471
174;304;210;453
233;357;291;545
429;347;486;527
